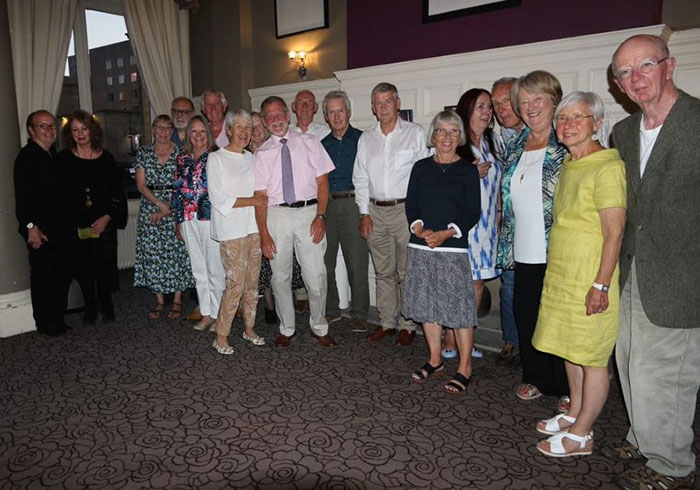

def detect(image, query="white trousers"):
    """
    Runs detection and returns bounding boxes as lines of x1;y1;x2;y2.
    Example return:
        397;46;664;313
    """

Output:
181;219;225;318
267;205;328;336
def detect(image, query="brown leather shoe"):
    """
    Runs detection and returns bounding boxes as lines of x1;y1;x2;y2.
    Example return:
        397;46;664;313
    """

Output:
394;329;416;346
311;333;337;347
350;319;368;333
275;334;293;347
186;306;202;322
366;325;396;341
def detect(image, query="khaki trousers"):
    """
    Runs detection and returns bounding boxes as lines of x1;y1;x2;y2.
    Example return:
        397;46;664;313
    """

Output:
213;233;261;338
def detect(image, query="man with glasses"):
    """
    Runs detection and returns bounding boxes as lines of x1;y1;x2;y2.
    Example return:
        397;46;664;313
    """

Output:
201;89;229;148
170;96;195;146
14;110;71;336
607;34;699;490
291;90;330;141
353;82;429;346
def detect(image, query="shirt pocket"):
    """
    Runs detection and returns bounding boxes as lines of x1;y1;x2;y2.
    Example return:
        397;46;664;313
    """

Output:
395;149;415;170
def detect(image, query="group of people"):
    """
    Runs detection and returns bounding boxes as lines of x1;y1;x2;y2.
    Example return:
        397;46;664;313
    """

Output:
14;34;698;489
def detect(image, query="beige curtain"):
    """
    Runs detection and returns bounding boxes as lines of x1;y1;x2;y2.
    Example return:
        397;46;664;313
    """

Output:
7;0;77;144
123;0;191;116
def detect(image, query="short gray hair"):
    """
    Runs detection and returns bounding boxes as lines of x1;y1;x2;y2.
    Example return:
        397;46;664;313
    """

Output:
371;82;399;103
261;95;289;116
427;110;466;147
200;89;227;111
555;91;605;124
322;90;352;118
225;109;253;131
492;77;517;91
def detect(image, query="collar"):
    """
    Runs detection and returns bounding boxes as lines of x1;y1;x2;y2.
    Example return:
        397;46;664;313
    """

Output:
270;130;292;143
373;117;403;136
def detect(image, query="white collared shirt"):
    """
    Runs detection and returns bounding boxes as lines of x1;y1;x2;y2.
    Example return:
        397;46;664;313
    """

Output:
292;122;331;141
353;118;429;214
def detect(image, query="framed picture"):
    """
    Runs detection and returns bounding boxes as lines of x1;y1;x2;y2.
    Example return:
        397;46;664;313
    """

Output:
275;0;329;38
399;109;414;123
422;0;521;23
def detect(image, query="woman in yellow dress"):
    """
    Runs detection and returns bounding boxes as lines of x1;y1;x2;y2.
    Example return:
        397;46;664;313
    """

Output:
532;92;626;457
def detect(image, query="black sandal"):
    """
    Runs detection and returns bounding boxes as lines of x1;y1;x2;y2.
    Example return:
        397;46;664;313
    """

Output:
444;372;471;394
167;302;182;319
411;362;445;381
148;303;165;320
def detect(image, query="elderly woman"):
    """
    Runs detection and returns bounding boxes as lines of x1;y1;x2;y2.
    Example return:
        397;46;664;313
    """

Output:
133;115;194;319
403;110;481;393
172;116;225;330
497;70;570;406
532;92;626;457
59;110;126;325
208;110;268;354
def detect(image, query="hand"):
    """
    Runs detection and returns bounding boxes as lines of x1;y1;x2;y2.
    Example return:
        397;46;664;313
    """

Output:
476;160;492;178
156;200;170;214
310;216;326;244
27;226;48;249
359;215;373;239
585;287;609;315
414;223;434;239
175;223;184;242
253;194;268;208
425;229;452;248
261;233;277;259
90;215;111;235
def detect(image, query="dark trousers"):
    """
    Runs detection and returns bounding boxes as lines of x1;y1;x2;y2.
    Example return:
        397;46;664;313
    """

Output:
28;238;71;333
75;229;118;317
514;262;569;396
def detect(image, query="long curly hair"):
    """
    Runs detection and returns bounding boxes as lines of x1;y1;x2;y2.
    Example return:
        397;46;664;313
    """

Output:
61;110;104;151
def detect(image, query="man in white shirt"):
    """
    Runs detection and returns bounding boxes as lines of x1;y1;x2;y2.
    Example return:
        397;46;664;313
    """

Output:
353;82;429;346
201;89;229;148
291;90;331;141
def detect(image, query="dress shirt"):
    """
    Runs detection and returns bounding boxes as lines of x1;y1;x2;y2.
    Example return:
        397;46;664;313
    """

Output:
353;118;429;215
292;122;331;141
321;125;362;193
254;129;335;206
207;148;258;241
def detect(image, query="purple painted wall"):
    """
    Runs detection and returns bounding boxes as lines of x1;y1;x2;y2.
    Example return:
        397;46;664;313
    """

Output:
347;0;662;69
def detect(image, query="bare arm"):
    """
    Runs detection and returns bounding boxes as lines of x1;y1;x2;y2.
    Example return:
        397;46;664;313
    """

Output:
585;207;626;315
310;174;329;244
254;191;276;259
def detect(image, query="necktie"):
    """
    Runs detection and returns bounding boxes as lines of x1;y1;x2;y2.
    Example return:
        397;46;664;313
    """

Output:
280;138;296;204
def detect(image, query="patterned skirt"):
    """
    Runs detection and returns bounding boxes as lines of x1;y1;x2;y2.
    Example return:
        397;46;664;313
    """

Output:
402;246;477;329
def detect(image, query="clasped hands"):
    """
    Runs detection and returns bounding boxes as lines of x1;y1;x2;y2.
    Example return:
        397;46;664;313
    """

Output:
413;222;453;249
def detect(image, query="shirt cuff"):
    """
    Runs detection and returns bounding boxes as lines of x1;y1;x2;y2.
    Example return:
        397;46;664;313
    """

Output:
410;219;424;234
358;203;370;215
447;223;462;239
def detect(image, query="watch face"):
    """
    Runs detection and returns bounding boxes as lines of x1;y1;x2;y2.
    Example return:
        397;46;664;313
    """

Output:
26;222;34;229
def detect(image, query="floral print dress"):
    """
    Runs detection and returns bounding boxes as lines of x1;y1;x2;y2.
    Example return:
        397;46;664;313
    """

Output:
133;145;195;293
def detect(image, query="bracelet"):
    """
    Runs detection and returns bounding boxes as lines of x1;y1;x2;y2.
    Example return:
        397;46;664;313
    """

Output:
592;282;609;292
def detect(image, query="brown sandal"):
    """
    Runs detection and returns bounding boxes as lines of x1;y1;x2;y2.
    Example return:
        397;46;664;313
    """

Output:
616;466;695;490
601;439;645;462
148;303;165;320
167;302;182;319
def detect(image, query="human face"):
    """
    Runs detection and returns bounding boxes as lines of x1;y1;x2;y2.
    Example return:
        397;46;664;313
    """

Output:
518;89;555;134
188;119;208;153
292;90;317;126
251;114;267;146
469;93;493;139
70;119;92;147
325;98;350;136
153;120;173;145
28;112;57;151
171;99;194;130
433;123;461;159
202;94;225;123
229;118;252;151
262;101;290;137
491;83;522;130
613;37;675;107
371;91;400;127
555;101;601;152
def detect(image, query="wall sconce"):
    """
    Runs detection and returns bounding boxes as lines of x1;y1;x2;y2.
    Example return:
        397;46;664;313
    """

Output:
288;50;308;82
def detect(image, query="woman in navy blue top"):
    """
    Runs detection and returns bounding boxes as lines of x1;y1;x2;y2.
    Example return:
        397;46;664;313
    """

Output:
403;110;480;393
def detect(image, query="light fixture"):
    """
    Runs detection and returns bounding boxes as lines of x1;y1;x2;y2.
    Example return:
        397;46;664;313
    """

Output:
288;50;308;82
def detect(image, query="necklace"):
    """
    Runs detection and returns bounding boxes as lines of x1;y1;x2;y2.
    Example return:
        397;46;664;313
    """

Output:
518;153;543;183
437;163;451;173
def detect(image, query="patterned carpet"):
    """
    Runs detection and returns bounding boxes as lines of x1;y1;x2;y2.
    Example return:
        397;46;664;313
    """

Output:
1;271;698;490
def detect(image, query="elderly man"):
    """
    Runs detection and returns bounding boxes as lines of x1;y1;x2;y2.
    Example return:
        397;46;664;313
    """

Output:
291;90;330;140
171;96;195;146
201;89;229;148
607;34;699;490
353;82;429;346
13;110;71;336
491;76;525;367
254;95;336;348
321;90;370;332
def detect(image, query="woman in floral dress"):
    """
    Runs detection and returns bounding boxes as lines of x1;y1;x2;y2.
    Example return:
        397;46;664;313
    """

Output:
134;115;194;318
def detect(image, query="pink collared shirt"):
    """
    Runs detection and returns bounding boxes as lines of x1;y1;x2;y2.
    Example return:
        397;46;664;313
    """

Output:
254;129;335;205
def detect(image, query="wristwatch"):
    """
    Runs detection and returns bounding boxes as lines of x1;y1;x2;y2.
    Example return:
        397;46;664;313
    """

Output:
26;222;34;230
316;214;327;221
592;282;609;292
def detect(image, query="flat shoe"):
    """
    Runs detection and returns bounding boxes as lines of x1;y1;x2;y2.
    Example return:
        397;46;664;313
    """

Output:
537;431;593;458
516;383;543;400
444;372;471;394
556;395;571;413
537;413;576;435
441;348;458;359
242;332;265;346
193;318;215;331
212;339;234;355
412;362;445;381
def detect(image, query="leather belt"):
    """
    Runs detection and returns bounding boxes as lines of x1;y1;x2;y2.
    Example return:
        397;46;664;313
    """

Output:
331;191;355;199
370;198;406;207
279;199;318;208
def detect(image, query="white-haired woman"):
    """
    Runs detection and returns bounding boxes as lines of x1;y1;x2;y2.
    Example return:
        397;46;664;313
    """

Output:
532;91;626;457
208;110;268;354
402;110;481;394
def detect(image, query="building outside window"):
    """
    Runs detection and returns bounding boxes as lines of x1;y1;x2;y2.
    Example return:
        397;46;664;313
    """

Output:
118;74;124;84
107;76;112;86
106;59;112;70
130;72;138;82
129;55;136;65
117;57;123;67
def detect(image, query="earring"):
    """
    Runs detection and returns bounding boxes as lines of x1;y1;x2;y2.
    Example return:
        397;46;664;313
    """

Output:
592;134;599;141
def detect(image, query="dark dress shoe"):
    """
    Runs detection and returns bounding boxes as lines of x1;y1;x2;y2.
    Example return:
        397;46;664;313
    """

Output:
395;330;416;346
82;312;97;327
350;319;368;333
275;334;293;347
311;333;337;347
265;308;277;324
366;325;396;341
102;312;116;324
38;326;67;337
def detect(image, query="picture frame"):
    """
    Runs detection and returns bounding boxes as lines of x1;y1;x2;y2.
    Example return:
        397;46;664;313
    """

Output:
275;0;329;39
422;0;521;23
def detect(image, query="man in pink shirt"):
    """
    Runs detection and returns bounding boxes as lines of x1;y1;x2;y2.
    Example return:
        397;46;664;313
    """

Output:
254;95;337;348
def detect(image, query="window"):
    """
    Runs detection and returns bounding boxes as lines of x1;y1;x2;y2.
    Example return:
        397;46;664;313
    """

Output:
132;89;138;98
107;76;112;86
130;72;138;82
129;55;136;65
108;93;114;101
119;90;127;101
106;59;112;70
118;74;124;84
117;57;123;67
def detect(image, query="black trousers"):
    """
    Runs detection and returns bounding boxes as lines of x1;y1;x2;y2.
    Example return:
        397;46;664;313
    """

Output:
514;262;569;396
75;229;118;317
28;237;71;333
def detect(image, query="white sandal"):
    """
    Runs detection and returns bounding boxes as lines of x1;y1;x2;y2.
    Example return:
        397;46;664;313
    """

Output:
242;332;265;346
212;339;234;355
537;413;576;435
537;431;593;458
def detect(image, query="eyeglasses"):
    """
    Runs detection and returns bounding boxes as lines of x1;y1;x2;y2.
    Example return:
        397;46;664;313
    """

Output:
435;128;461;137
555;114;594;124
171;109;193;117
615;57;668;80
31;123;56;131
154;125;173;132
263;111;288;123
